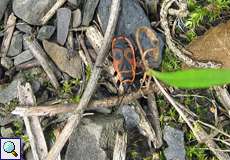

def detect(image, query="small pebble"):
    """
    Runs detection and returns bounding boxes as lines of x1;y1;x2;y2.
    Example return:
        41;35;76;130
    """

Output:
57;8;71;45
72;9;82;28
1;57;13;69
163;126;185;160
13;50;34;66
7;32;23;57
0;0;10;20
82;0;100;26
1;127;14;137
16;23;33;34
37;25;56;40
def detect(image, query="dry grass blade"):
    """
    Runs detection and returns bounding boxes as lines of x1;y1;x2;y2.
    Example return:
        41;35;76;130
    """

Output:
154;77;230;159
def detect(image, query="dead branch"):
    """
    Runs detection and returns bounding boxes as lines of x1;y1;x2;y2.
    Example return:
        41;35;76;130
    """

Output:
160;0;221;68
40;0;67;25
71;26;89;32
134;100;158;148
24;36;60;89
147;93;163;148
154;77;230;160
18;82;48;160
113;131;127;160
79;50;90;66
79;35;93;68
12;84;158;117
15;59;40;71
0;13;16;57
214;86;230;115
46;1;121;159
85;26;120;89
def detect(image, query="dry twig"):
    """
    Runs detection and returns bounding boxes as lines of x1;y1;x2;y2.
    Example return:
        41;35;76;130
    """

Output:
12;84;158;117
24;36;60;89
40;0;67;25
18;82;48;160
214;86;230;115
134;100;158;148
147;93;163;148
85;26;120;89
79;35;93;68
46;1;121;159
15;60;40;71
0;13;16;57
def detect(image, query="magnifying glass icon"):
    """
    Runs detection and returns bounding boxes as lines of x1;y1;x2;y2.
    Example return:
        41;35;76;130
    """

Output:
3;141;18;157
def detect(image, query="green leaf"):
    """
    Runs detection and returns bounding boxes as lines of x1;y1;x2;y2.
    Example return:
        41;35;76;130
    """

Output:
147;69;230;89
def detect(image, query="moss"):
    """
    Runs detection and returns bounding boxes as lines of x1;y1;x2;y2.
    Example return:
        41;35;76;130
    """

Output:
161;48;182;72
185;0;230;41
3;100;19;113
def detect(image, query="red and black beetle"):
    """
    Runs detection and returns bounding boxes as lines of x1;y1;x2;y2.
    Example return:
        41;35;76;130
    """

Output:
112;36;137;91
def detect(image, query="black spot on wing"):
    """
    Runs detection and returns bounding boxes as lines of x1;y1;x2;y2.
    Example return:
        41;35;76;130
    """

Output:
114;50;123;60
126;51;133;59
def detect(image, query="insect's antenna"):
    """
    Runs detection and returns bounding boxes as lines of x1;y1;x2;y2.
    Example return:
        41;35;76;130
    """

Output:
117;83;130;107
117;91;126;108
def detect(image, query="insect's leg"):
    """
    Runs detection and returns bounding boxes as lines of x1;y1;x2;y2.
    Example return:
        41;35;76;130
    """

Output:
146;76;151;90
140;72;147;88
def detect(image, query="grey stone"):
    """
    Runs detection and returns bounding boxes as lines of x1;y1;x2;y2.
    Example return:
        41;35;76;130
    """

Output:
0;115;17;126
23;34;29;50
1;57;13;69
0;31;4;37
65;115;124;160
37;25;55;40
31;80;40;93
0;78;24;104
67;0;82;8
13;50;34;66
97;0;164;56
72;9;81;28
16;23;33;34
0;0;10;20
36;90;49;104
43;40;82;78
13;0;56;25
57;8;71;45
7;32;23;57
25;149;35;160
1;127;14;137
98;0;149;38
82;0;100;26
163;126;185;160
119;105;139;130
